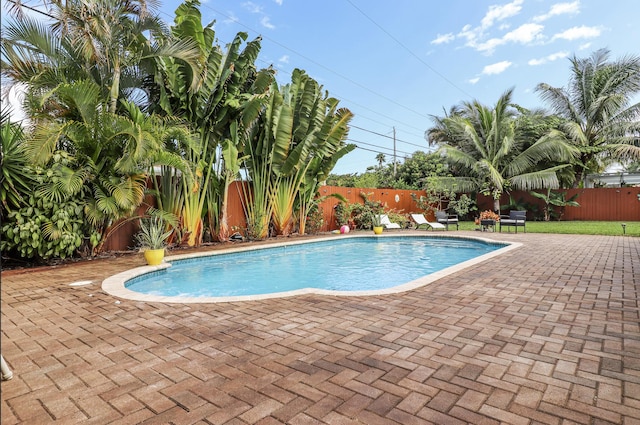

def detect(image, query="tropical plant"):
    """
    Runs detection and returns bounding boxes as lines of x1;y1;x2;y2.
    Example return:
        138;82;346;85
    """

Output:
0;107;32;216
623;161;640;172
0;152;90;261
148;0;274;244
2;0;201;116
500;195;532;213
427;88;577;212
2;0;200;253
303;204;324;235
239;69;353;237
349;192;384;229
295;94;354;234
536;49;640;186
530;189;580;221
135;216;173;250
267;70;353;236
334;201;355;227
21;80;190;251
370;211;382;228
411;176;476;218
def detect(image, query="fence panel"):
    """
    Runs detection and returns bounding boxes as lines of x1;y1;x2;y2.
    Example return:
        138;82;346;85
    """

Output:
563;188;640;221
476;188;640;221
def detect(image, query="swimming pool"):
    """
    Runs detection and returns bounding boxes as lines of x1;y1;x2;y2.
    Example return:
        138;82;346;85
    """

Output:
102;234;520;303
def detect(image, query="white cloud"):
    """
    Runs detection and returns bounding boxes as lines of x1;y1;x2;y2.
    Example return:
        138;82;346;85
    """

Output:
242;1;276;30
503;23;545;43
528;51;569;66
261;16;275;30
431;33;455;45
473;23;545;54
482;61;512;75
458;24;481;46
468;77;480;84
476;38;506;53
552;25;601;41
458;5;543;54
242;2;263;14
533;1;580;22
274;0;283;4
481;0;523;29
579;42;592;50
278;55;289;64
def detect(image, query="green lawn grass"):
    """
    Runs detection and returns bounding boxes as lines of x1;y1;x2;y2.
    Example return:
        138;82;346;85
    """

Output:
457;220;640;237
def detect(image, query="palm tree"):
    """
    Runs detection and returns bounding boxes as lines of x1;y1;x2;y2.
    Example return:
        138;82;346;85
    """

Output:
536;49;640;186
24;79;191;249
428;88;576;212
1;0;201;115
375;153;386;168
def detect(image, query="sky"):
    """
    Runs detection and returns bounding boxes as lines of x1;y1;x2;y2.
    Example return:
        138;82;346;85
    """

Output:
153;0;639;174
3;0;639;174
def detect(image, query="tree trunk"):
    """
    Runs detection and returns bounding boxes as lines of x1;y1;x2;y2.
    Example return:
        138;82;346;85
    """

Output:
217;181;230;242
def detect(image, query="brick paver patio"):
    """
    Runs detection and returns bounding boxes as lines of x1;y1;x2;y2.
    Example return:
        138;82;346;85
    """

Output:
1;232;639;424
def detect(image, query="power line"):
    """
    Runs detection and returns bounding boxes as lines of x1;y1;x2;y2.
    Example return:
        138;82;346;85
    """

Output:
351;144;410;160
345;0;474;100
349;124;427;149
161;5;436;152
256;58;428;136
346;138;412;156
192;3;435;122
256;58;429;152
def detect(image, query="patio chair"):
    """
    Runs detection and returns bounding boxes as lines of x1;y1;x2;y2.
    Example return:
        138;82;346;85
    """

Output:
435;211;459;230
379;214;401;229
411;214;446;230
499;210;527;233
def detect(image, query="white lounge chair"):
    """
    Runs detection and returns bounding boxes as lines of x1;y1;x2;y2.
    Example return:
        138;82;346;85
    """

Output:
411;214;446;230
379;214;401;229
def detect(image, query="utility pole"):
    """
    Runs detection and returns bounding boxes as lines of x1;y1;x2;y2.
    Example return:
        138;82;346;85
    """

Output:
393;126;397;177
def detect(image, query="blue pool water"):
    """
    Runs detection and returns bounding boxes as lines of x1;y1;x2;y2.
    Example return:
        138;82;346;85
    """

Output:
125;236;503;298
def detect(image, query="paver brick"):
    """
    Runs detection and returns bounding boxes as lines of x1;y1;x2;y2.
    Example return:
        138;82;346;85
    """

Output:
1;232;639;424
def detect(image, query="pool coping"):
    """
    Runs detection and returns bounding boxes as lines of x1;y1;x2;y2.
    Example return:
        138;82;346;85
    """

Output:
101;233;522;303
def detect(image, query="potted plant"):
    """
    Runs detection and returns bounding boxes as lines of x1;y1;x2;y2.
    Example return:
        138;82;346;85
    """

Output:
371;212;383;235
478;210;500;232
135;216;172;265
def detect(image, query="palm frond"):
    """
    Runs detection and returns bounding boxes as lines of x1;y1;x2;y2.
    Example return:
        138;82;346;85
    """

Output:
509;166;569;191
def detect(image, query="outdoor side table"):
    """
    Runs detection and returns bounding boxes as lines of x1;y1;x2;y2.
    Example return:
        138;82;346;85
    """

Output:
480;219;496;232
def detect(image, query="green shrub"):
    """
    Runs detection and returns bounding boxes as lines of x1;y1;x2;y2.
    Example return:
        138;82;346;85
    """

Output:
305;205;324;234
0;152;97;261
1;195;84;260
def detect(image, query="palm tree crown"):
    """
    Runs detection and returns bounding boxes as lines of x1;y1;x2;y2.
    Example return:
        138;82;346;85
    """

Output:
428;88;575;211
536;48;640;186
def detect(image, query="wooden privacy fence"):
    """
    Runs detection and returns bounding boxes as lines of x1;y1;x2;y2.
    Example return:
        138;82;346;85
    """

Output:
103;185;640;251
476;187;640;221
